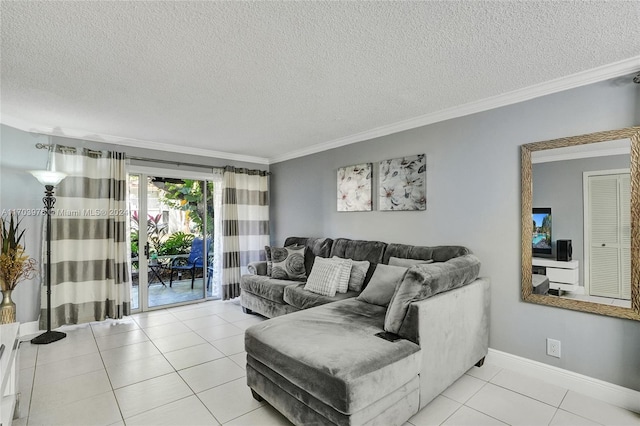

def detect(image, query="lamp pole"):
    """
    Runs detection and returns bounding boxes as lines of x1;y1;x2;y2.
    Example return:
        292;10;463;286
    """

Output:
31;184;66;344
29;160;67;344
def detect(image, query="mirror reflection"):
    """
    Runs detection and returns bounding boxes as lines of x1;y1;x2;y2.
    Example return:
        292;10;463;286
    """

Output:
531;139;631;308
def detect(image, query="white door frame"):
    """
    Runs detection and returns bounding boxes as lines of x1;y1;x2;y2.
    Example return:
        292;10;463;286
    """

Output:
127;165;214;312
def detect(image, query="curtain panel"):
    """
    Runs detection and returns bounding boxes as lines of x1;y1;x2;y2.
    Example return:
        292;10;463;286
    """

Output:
220;167;269;300
40;147;131;329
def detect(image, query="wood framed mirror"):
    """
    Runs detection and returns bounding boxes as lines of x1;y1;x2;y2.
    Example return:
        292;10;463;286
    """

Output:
521;126;640;321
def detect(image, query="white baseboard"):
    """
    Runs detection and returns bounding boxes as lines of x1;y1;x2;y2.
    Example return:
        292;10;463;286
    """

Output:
487;348;640;413
19;321;41;338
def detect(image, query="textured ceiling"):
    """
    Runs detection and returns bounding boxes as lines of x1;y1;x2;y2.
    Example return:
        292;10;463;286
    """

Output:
2;1;640;163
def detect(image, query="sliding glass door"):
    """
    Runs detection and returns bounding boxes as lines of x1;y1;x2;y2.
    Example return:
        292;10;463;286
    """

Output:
128;168;215;312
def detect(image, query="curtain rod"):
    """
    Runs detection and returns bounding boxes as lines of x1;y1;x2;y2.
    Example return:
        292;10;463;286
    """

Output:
127;155;224;171
35;143;270;174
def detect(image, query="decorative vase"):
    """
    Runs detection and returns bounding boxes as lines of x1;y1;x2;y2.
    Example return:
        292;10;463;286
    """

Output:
0;288;16;324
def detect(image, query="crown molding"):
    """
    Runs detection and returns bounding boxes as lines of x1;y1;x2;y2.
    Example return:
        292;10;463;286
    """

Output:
0;115;271;165
269;56;640;164
3;56;638;166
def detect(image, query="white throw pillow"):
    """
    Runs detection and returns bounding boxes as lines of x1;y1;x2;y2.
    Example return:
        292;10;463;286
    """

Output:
331;257;353;293
304;257;343;297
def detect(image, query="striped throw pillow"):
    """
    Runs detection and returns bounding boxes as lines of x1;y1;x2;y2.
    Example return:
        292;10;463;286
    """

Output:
331;257;353;293
304;257;343;297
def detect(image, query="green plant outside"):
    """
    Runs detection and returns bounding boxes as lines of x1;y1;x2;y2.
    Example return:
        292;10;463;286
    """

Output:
160;179;214;236
158;232;195;256
129;179;214;265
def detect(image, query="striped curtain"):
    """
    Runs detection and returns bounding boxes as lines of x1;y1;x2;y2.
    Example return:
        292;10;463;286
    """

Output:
221;167;269;300
40;147;130;329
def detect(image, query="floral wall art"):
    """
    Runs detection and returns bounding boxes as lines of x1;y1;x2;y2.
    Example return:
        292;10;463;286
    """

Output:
337;163;372;212
379;154;426;211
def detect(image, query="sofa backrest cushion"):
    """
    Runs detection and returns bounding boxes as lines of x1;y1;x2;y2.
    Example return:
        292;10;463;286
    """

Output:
383;243;469;264
384;254;481;335
284;237;334;277
329;238;387;284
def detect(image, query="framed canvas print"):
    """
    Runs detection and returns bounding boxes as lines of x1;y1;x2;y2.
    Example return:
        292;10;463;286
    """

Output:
337;163;372;212
379;154;426;211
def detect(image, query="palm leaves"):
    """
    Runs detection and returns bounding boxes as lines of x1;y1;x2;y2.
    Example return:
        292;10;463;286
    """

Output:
1;212;26;255
0;212;37;291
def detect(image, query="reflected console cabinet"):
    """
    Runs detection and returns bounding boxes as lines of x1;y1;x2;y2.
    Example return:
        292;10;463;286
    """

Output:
533;257;579;295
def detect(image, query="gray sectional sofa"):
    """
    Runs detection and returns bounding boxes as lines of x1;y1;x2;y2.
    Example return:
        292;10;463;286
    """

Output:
241;236;490;426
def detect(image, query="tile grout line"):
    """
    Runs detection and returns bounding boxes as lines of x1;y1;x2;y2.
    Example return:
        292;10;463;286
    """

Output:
485;380;568;411
193;390;224;425
219;404;267;425
461;405;510;426
91;323;127;425
446;377;490;424
19;341;38;426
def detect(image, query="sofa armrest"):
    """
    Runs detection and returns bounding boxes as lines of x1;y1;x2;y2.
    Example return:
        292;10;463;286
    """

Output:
248;261;268;275
399;278;490;408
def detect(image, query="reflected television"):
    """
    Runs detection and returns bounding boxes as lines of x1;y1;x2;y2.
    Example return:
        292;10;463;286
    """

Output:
532;208;552;256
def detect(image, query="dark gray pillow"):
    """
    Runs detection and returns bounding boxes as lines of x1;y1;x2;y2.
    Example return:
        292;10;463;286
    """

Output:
271;245;306;280
356;264;408;307
384;254;481;334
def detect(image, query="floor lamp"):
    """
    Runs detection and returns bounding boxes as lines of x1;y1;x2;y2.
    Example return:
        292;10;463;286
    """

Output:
29;168;67;345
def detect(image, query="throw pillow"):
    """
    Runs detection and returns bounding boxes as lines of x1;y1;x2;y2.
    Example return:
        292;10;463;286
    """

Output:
330;257;353;293
304;257;343;297
264;246;272;276
356;264;408;307
271;245;306;280
384;254;481;334
388;256;434;267
347;259;370;292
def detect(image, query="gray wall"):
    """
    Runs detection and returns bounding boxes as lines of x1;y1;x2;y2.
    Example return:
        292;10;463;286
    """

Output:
0;125;268;323
0;126;50;323
270;78;640;391
532;154;630;287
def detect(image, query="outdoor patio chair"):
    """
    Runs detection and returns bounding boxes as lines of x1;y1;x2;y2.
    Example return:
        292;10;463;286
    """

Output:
169;237;211;288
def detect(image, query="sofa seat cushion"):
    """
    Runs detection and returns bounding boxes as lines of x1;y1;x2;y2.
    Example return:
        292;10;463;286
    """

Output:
283;283;359;310
240;274;299;304
245;299;421;414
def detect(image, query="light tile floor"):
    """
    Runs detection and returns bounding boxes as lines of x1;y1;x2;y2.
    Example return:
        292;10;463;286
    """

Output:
15;299;640;426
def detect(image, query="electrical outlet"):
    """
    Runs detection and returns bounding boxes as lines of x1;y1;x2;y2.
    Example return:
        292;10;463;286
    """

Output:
547;338;561;358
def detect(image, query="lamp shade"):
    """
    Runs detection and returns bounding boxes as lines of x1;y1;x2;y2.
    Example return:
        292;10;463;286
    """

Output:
29;170;67;186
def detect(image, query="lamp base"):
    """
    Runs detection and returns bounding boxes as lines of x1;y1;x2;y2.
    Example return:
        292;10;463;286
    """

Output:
31;330;66;345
